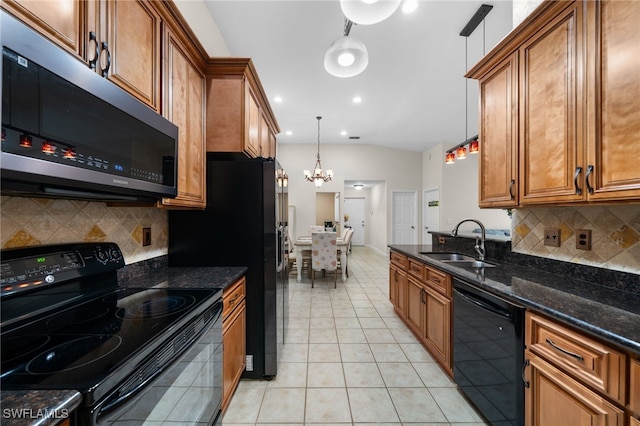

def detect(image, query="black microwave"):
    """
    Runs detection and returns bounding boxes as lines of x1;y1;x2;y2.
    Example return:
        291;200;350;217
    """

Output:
1;11;178;202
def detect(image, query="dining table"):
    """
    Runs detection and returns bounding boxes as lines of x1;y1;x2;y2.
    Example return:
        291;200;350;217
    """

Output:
294;236;348;283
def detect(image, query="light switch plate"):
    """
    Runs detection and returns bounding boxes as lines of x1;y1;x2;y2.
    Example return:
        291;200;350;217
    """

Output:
544;228;561;247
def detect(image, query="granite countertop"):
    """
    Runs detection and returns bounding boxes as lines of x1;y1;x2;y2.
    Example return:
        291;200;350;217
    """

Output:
0;390;81;426
389;244;640;355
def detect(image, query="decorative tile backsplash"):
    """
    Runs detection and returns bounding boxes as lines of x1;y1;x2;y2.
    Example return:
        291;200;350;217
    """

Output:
1;196;168;264
512;205;640;275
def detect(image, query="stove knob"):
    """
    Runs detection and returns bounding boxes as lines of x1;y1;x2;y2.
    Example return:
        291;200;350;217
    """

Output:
95;249;109;264
45;274;55;283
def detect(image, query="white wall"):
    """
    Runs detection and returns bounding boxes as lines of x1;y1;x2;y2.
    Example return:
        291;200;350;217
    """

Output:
277;143;421;254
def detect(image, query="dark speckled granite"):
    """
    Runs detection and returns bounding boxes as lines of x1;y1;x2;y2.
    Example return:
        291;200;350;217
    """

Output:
117;255;247;291
389;243;640;355
1;390;81;426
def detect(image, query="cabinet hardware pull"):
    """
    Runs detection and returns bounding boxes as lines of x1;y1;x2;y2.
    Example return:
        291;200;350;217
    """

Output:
585;165;595;194
420;288;425;304
573;166;583;195
545;338;584;361
522;359;530;388
229;294;239;305
509;179;515;199
100;41;111;77
88;32;99;70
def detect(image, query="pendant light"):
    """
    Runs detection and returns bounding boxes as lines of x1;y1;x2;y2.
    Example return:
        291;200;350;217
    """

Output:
304;117;333;188
324;19;368;78
340;0;401;25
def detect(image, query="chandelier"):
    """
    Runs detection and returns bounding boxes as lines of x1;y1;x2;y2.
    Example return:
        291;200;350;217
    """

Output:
304;116;333;188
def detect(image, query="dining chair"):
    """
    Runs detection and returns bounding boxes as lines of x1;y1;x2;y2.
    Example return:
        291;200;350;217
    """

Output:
338;228;355;278
311;232;338;288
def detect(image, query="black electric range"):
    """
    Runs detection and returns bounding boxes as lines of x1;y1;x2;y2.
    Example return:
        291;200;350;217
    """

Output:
1;243;223;425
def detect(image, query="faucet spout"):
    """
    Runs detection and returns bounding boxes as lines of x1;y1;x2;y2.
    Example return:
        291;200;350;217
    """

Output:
451;219;486;261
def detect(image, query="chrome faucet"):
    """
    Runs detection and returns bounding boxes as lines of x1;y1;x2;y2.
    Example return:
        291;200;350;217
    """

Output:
451;219;486;261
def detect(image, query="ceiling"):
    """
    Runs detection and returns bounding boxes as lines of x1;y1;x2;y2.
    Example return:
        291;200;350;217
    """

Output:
197;1;514;153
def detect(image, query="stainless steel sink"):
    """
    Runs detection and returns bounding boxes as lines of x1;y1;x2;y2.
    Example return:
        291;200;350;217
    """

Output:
419;252;475;261
445;260;497;268
419;252;497;268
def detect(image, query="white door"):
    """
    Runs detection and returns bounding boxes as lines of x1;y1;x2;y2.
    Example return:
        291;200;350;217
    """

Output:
344;197;365;246
392;191;418;244
423;188;440;242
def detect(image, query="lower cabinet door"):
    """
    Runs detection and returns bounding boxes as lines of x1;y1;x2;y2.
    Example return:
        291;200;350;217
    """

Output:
525;351;624;426
222;301;246;412
406;276;425;336
423;285;451;373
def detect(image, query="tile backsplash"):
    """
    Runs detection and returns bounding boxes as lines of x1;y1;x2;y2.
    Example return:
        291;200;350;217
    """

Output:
1;196;167;264
512;205;640;275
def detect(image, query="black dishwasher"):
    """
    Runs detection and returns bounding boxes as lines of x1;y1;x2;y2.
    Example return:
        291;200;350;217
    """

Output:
453;278;524;426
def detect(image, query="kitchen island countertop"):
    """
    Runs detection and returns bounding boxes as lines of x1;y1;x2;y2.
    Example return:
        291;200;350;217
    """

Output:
389;244;640;355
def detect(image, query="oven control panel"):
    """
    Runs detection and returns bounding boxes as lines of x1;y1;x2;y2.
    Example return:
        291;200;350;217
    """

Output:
0;242;124;297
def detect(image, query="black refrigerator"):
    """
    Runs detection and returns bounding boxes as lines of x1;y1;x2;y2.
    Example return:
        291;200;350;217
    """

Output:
168;154;288;379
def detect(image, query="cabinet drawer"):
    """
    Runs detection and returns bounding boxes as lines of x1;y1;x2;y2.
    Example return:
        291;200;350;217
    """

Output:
223;277;246;320
407;259;425;280
526;312;626;403
425;267;450;296
390;251;407;268
631;358;640;415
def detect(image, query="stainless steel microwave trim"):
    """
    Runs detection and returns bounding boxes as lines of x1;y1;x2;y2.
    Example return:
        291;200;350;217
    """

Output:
1;11;178;201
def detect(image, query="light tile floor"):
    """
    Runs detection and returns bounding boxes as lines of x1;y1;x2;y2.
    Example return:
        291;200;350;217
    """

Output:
223;246;487;425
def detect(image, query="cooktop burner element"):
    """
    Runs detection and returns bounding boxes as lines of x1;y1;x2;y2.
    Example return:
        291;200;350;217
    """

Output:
26;335;122;374
116;294;196;320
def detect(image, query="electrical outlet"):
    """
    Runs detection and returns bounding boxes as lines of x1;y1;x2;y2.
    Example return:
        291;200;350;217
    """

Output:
544;228;561;247
576;229;592;250
142;227;151;246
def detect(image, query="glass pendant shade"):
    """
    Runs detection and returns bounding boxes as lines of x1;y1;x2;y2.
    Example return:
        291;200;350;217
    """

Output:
324;35;368;78
340;0;402;25
469;139;479;154
456;145;467;159
445;151;455;164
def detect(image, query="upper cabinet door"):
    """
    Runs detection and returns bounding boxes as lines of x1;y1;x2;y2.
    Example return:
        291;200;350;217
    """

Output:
585;0;640;201
2;0;91;62
478;53;519;208
160;27;206;209
519;2;586;205
102;0;161;111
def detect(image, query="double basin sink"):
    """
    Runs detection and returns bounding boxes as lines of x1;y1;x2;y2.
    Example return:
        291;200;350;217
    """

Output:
419;252;497;269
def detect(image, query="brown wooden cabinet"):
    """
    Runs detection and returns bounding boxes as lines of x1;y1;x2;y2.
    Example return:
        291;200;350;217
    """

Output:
160;27;206;208
99;0;161;111
205;58;280;158
519;2;584;205
525;351;625;426
222;277;246;413
477;52;519;208
524;311;629;426
1;0;92;63
468;0;640;207
388;251;452;375
631;358;640;424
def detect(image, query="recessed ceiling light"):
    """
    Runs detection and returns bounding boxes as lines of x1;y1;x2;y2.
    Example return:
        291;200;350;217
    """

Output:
402;0;418;14
285;130;292;135
340;130;347;136
353;96;362;103
273;96;283;103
